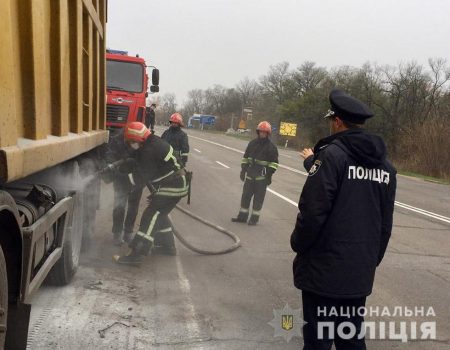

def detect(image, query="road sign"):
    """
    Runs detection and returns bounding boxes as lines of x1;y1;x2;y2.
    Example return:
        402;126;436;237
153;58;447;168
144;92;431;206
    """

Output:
239;119;247;129
279;122;297;137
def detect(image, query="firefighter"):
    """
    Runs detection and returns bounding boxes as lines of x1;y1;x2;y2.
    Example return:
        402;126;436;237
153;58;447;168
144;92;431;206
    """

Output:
114;122;188;265
145;103;156;132
231;121;279;225
161;113;190;167
105;128;143;245
291;89;397;349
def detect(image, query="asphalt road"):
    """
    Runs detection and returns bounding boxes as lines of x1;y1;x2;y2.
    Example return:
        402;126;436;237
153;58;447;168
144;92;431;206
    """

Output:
27;128;450;349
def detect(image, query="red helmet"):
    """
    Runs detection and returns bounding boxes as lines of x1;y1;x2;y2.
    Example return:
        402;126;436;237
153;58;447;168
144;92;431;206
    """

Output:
169;113;184;126
257;121;272;134
124;122;151;143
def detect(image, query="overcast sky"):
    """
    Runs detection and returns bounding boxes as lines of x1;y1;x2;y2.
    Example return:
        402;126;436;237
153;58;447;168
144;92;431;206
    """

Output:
107;0;450;106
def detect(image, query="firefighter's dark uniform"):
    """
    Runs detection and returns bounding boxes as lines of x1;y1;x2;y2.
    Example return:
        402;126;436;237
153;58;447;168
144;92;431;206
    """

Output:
291;90;397;349
126;135;188;257
233;137;278;224
106;129;143;243
145;106;156;131
161;126;190;166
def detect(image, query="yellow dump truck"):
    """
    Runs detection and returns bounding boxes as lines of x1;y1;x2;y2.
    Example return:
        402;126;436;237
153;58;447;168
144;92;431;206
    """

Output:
0;1;108;348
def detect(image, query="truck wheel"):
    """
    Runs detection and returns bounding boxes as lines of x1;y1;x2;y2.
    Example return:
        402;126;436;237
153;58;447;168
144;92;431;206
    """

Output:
0;246;8;348
46;182;84;286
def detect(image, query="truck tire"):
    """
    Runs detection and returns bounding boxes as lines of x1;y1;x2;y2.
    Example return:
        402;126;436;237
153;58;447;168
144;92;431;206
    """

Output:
0;245;8;348
46;185;84;286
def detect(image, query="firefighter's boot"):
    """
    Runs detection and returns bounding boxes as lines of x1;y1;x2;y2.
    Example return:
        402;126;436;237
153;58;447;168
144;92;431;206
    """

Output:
248;214;259;226
113;249;144;266
231;210;249;223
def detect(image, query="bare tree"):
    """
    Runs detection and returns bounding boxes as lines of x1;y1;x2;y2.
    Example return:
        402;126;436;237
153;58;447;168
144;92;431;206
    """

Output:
160;93;177;117
260;61;295;104
236;77;261;108
293;61;327;95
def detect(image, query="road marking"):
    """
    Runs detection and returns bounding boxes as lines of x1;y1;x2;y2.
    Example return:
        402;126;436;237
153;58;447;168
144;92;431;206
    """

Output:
394;202;450;224
215;161;230;169
190;135;308;175
191;134;450;224
194;148;202;153
267;188;298;207
280;154;293;159
175;256;205;346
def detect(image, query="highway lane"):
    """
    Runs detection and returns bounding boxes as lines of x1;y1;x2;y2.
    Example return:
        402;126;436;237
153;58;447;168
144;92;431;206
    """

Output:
27;128;449;349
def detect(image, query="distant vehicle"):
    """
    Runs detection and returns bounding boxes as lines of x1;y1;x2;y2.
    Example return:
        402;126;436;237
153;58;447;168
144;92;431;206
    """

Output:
106;50;159;130
188;114;217;129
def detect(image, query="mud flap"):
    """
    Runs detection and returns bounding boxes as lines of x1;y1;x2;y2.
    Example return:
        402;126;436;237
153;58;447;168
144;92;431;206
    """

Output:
5;302;31;350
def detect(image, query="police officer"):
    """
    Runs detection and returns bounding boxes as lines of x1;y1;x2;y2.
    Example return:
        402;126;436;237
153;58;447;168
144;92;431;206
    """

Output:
232;121;279;225
161;113;190;167
113;122;189;265
145;103;156;132
291;89;397;349
105;128;143;245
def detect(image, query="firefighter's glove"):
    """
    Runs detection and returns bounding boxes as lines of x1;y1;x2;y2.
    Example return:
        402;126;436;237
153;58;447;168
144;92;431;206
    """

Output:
118;158;137;173
240;170;246;182
101;165;114;184
266;174;272;186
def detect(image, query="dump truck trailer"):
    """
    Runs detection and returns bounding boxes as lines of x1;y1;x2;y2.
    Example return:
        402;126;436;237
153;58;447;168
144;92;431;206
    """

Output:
0;1;108;348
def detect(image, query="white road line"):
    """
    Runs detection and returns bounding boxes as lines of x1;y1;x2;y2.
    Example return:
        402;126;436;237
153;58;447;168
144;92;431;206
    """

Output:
190;135;308;175
194;148;202;153
395;202;450;224
280;154;293;159
215;161;230;169
175;256;205;347
267;188;298;207
191;134;450;224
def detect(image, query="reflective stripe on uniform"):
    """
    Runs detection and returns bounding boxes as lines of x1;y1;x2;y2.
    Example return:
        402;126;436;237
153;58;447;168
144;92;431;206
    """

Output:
157;227;172;233
136;231;155;242
156;190;189;197
245;175;253;180
241;158;249;164
146;211;160;237
181;153;189;156
153;170;175;183
268;162;279;170
164;146;181;169
157;175;188;193
255;176;266;180
252;210;261;216
255;160;269;166
239;208;249;213
128;173;136;186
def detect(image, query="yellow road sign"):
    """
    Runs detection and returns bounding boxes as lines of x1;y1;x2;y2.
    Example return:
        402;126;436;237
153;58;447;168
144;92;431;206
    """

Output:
279;122;297;137
239;119;247;129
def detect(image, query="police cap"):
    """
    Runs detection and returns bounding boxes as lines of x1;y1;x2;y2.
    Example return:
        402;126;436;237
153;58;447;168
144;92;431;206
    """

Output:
324;89;374;124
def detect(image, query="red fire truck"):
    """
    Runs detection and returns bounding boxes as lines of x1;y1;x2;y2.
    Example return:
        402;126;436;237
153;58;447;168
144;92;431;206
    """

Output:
106;49;159;129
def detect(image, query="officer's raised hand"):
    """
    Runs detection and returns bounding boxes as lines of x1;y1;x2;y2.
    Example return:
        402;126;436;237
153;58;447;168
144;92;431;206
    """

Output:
300;148;314;160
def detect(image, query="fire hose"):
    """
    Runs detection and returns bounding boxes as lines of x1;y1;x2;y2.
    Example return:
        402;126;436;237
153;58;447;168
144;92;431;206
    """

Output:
101;160;241;255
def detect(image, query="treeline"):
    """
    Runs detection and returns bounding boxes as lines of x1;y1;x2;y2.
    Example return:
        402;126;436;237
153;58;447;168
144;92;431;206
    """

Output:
181;59;450;179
